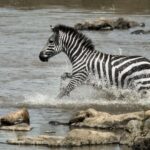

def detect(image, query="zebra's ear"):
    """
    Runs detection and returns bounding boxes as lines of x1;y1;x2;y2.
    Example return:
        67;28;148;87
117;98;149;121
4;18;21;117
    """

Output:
50;25;54;32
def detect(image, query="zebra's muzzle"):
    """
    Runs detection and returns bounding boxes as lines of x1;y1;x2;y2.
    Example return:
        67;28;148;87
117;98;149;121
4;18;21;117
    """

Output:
39;51;49;62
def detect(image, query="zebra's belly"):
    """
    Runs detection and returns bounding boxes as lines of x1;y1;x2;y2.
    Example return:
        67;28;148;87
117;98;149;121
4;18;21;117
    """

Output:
87;69;150;91
86;55;150;91
87;72;112;88
116;67;150;91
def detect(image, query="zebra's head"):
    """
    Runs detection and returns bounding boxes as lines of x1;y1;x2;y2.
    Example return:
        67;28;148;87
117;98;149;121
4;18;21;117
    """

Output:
39;25;63;62
39;24;95;62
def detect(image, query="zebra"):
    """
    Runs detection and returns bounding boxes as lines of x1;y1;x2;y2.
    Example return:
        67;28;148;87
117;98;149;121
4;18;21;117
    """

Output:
39;24;150;98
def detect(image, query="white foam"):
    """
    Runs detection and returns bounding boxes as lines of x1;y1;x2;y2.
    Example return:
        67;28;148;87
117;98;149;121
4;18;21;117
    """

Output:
24;93;50;106
21;85;150;110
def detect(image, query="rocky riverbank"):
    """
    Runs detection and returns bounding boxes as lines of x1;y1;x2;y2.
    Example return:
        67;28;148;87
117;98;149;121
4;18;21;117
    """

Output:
5;108;150;149
74;17;145;30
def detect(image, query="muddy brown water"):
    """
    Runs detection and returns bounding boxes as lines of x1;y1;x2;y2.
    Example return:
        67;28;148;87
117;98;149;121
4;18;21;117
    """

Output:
0;0;150;150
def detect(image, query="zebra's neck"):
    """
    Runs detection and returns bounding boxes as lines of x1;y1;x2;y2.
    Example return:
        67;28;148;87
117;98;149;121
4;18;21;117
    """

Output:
61;32;96;65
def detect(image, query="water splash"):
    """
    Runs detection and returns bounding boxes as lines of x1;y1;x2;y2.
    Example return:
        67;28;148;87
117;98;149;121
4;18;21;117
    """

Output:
24;93;50;106
20;85;150;112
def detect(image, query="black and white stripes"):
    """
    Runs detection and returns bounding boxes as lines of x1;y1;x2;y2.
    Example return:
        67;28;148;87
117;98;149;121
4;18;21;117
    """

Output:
39;24;150;98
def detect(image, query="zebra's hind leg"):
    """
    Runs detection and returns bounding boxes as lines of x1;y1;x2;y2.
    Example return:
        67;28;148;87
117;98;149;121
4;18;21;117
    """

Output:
83;78;102;89
61;72;72;80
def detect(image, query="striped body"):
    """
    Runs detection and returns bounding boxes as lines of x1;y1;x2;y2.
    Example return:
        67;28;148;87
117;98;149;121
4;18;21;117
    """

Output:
39;25;150;98
85;53;150;91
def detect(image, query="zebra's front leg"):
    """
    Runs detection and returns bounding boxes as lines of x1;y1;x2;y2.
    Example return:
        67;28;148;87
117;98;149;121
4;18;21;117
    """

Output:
57;87;70;98
61;72;72;80
57;72;88;98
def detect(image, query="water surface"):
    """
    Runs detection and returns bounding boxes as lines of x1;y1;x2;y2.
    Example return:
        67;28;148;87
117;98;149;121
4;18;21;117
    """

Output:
0;1;150;150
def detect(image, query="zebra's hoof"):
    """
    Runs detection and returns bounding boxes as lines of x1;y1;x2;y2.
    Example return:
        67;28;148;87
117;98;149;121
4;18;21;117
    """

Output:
57;89;70;99
56;93;63;99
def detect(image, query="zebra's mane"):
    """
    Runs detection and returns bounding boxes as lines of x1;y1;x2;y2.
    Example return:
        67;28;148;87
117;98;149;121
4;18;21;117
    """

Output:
53;24;95;51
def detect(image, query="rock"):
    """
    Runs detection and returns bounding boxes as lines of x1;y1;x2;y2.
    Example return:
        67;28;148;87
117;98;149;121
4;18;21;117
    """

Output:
69;109;147;146
7;129;119;147
74;17;145;31
0;123;32;131
145;110;150;118
131;29;150;34
126;120;143;133
69;115;85;125
49;121;69;126
0;108;30;126
62;129;119;146
70;109;144;129
146;131;150;138
132;137;150;150
69;108;98;125
7;108;150;148
86;108;99;117
120;120;143;146
7;135;63;146
143;118;150;131
119;131;134;146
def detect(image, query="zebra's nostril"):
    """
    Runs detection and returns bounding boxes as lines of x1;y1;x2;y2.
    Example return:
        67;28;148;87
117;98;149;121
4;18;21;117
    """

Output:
39;51;48;62
49;40;54;44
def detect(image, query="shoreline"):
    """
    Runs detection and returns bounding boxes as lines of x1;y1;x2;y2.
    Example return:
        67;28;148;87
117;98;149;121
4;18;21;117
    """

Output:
0;102;150;114
3;108;150;149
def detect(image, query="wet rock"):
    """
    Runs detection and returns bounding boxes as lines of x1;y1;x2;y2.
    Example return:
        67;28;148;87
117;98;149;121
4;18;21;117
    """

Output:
85;108;98;117
131;29;150;34
7;129;119;147
119;131;135;146
0;123;32;131
7;135;63;146
120;120;143;146
126;120;142;133
69;108;98;125
74;17;145;31
70;108;144;129
145;131;150;139
7;108;150;148
132;137;150;150
143;118;150;131
145;110;150;118
0;108;30;126
69;109;148;146
49;121;69;126
62;129;119;146
0;108;31;131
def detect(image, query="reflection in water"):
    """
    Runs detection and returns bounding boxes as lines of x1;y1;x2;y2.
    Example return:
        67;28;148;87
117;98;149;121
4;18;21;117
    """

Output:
0;0;150;14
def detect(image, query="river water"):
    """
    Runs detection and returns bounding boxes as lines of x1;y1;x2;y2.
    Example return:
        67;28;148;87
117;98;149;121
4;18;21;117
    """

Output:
0;1;150;150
